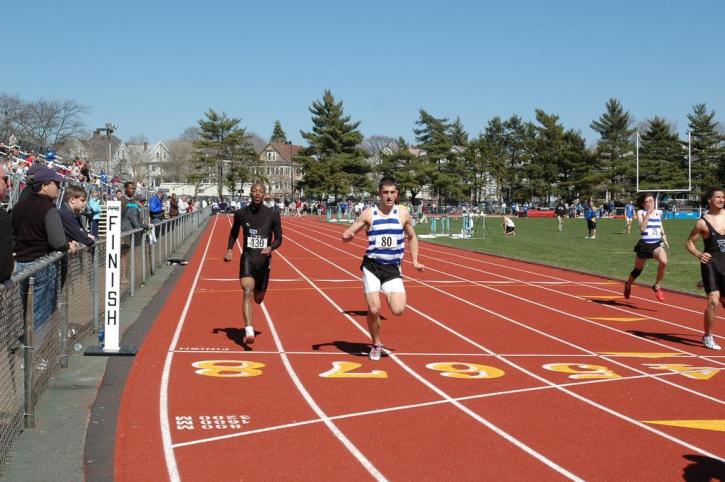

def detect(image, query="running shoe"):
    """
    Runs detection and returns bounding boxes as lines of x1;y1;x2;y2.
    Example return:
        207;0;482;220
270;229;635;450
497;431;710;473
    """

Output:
702;335;721;350
652;285;665;302
590;236;596;239
244;325;255;344
369;344;383;361
623;282;631;300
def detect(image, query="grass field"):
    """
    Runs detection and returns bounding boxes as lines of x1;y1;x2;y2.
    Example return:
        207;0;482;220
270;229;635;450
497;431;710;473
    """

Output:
414;215;706;296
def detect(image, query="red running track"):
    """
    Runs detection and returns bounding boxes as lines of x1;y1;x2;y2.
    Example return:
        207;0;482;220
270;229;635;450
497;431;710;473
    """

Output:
115;215;725;481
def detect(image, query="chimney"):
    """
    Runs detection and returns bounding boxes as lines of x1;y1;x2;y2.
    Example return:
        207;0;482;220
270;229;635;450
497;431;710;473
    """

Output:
143;142;148;152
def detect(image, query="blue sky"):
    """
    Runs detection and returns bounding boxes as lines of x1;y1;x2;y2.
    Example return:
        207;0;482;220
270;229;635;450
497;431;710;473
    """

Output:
2;0;723;147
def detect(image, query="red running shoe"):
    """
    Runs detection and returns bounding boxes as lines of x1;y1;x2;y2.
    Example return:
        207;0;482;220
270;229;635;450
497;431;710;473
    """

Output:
624;282;631;300
653;285;665;302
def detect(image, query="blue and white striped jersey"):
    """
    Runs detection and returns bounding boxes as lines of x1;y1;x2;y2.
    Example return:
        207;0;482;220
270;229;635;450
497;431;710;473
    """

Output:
638;209;664;243
366;206;405;265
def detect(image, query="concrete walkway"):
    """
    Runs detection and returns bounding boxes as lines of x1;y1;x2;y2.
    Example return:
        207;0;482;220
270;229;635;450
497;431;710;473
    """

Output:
2;227;206;482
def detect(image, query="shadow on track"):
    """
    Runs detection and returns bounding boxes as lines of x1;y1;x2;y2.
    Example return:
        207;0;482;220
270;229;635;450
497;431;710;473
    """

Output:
682;454;725;481
311;341;381;357
627;330;703;348
212;327;258;350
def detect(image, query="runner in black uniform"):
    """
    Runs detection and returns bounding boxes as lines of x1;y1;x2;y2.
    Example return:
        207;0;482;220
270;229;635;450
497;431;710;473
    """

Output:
224;182;282;344
686;187;725;350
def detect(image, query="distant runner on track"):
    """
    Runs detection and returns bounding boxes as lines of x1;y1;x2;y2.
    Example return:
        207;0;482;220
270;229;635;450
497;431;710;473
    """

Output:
224;182;283;344
685;187;725;350
341;176;425;360
623;192;669;301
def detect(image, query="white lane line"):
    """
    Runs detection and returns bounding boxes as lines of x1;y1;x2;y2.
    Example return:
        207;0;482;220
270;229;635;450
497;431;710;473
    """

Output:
227;216;387;481
281;225;725;461
418;237;725;326
160;215;220;482
277;238;584;481
172;368;691;449
171;349;607;357
304;218;725;329
202;277;302;282
294;221;725;373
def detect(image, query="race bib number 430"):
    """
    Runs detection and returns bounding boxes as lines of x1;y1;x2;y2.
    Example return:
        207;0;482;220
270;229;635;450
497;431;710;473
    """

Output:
374;235;396;249
247;236;268;249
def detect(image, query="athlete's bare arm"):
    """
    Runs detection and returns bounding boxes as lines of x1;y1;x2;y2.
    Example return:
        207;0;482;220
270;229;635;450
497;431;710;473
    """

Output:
400;207;425;272
342;208;372;242
686;218;711;264
224;211;243;261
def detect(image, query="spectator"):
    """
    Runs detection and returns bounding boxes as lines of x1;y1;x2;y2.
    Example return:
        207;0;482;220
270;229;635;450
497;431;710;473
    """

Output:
120;182;147;284
149;190;165;223
45;147;56;163
0;164;13;283
178;195;188;215
59;185;96;247
12;167;80;332
169;193;179;217
88;190;102;237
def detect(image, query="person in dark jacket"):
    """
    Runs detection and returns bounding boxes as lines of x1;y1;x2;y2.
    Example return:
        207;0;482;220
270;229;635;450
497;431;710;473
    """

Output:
59;185;95;247
12;167;79;332
0;164;13;283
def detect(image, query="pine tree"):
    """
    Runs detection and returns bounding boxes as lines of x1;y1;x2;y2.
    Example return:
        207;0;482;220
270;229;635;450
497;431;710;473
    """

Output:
531;109;566;204
590;98;636;198
449;116;469;147
501;115;535;203
296;90;370;201
687;103;723;193
482;117;507;200
414;109;463;203
379;137;432;204
638;117;687;190
270;120;287;143
193;109;254;199
558;129;595;200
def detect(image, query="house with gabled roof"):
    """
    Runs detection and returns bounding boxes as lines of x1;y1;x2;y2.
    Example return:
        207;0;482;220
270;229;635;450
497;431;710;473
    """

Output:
255;141;303;200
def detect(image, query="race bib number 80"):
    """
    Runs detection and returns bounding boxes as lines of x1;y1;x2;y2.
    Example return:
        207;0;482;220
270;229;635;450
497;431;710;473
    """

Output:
247;236;268;249
375;235;395;249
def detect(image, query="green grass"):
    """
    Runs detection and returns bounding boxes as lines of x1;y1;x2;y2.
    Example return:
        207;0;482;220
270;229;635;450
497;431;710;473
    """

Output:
414;216;705;295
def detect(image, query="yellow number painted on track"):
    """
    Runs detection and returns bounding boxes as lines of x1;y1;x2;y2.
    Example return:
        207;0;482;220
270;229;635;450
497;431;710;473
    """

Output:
319;361;388;379
644;364;722;380
543;363;621;379
192;360;265;378
426;362;505;379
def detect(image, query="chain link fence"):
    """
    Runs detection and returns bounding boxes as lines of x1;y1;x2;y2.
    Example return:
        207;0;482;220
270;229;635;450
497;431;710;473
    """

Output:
0;207;210;475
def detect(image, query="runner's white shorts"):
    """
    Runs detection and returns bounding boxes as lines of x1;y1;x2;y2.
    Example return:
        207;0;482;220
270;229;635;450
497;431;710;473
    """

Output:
362;267;405;294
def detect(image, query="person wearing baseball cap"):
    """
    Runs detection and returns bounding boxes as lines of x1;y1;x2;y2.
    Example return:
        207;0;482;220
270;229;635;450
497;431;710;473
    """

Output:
12;166;79;333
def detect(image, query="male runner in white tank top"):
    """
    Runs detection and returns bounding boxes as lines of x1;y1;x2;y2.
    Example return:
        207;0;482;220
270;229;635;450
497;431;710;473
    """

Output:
341;176;425;360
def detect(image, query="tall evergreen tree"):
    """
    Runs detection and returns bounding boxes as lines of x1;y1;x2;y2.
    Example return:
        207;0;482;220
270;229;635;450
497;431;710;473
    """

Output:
590;98;636;198
687;103;723;192
531;109;566;204
379;137;432;204
449;116;469;147
482;116;507;200
558;129;595;200
500;115;535;202
193;109;254;199
638;117;687;190
296;90;370;201
414;109;463;203
270;120;287;143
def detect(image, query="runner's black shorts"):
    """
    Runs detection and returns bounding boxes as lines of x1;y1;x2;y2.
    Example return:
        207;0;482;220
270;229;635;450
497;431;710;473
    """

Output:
586;219;596;230
634;239;664;259
360;256;402;285
701;258;725;295
505;226;515;234
239;253;271;292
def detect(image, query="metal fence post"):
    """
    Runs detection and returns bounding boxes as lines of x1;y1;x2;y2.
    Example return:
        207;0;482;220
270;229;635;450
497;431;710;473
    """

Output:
141;230;147;283
60;267;70;369
24;276;36;429
130;233;136;297
92;247;100;334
